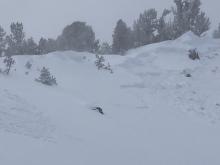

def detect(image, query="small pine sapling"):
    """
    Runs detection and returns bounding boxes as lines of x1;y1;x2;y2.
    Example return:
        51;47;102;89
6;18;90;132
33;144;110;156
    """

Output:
36;67;57;86
95;54;105;70
104;63;113;74
95;54;113;73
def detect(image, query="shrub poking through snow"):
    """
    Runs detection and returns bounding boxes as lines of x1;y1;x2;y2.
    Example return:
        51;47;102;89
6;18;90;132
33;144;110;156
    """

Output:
188;49;200;60
25;61;32;69
104;63;113;74
3;55;15;75
95;54;113;73
36;67;57;86
91;107;104;115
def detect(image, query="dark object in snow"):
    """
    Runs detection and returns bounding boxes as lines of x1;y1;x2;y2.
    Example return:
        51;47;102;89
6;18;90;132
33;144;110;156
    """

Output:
185;73;192;77
25;61;32;69
92;107;104;115
188;49;200;60
216;103;220;107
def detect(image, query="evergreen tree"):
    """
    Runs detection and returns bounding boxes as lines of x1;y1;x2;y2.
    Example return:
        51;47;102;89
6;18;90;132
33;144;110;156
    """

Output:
172;0;191;37
24;37;38;55
192;12;210;36
133;9;158;47
98;42;112;55
213;23;220;39
95;54;105;70
92;39;100;54
112;19;133;54
37;38;58;55
172;0;210;37
0;26;6;57
36;67;57;86
156;9;174;41
46;38;57;53
6;22;25;55
38;37;48;54
57;21;96;52
94;54;113;73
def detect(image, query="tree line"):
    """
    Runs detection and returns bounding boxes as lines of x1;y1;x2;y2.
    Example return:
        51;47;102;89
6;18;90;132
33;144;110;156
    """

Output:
112;0;210;54
0;0;213;56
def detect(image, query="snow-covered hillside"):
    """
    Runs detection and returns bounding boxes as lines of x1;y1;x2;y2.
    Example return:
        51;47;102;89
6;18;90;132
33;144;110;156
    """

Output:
1;32;220;165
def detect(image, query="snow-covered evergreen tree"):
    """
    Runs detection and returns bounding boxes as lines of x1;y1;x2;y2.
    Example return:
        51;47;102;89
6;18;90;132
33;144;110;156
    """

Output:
36;67;57;86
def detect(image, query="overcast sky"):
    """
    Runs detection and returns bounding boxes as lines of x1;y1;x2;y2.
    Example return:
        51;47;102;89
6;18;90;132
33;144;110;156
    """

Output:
0;0;219;42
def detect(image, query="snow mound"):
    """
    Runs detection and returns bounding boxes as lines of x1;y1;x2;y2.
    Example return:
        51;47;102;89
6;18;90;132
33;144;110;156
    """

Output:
176;31;200;43
1;31;220;165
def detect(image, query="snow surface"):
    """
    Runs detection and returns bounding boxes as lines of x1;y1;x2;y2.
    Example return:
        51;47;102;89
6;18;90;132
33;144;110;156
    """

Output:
1;32;220;165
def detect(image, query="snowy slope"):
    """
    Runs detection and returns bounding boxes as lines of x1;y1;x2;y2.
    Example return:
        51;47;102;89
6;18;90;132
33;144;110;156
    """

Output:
1;32;220;165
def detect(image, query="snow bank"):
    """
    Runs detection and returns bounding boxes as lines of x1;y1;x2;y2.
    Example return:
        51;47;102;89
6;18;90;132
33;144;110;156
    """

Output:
1;32;220;165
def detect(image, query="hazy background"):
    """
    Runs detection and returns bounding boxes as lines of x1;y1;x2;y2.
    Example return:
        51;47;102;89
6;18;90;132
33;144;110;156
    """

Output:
0;0;219;42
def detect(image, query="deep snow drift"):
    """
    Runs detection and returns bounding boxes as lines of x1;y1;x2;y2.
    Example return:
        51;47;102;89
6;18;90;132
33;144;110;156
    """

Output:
1;32;220;165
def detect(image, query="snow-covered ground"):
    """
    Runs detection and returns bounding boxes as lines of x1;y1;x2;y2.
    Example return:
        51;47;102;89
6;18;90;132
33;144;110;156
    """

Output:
1;32;220;165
